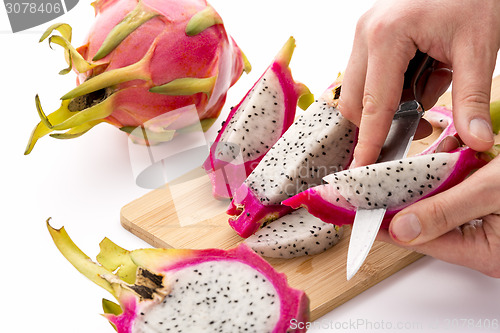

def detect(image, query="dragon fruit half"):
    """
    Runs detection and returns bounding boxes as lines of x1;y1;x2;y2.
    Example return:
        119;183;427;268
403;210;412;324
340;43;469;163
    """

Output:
47;220;309;332
227;76;357;238
25;0;251;154
283;147;489;229
203;37;313;199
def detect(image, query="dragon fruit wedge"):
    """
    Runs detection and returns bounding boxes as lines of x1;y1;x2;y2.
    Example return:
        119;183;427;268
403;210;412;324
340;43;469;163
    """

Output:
227;76;357;238
25;0;251;154
245;208;343;259
283;147;488;229
47;220;309;332
203;37;313;199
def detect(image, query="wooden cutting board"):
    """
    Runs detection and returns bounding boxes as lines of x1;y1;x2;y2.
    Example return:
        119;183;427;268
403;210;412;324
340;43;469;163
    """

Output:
121;76;500;321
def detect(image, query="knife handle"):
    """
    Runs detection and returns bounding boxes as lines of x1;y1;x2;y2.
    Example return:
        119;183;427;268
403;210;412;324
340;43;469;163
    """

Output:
401;50;437;105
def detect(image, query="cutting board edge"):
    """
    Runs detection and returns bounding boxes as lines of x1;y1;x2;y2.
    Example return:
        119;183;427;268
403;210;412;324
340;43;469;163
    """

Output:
120;208;173;248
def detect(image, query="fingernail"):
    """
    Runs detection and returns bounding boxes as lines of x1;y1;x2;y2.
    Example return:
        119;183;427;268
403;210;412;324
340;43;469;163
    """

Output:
435;136;450;153
349;157;357;169
390;213;421;242
469;118;494;143
435;136;459;153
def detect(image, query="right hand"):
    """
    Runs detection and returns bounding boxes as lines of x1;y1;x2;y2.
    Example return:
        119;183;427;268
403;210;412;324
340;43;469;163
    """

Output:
339;0;500;167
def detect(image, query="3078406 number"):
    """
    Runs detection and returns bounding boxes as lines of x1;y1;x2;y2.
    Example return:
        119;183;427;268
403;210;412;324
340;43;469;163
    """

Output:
5;2;62;14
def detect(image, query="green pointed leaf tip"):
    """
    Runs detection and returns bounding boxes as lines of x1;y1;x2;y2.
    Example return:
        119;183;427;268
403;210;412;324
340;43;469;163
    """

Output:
102;298;123;316
49;120;104;140
297;84;314;111
185;6;223;36
241;51;252;74
149;76;217;98
275;36;296;68
92;1;158;61
43;31;97;75
39;23;72;43
35;95;54;129
119;126;176;143
490;100;500;134
46;219;116;296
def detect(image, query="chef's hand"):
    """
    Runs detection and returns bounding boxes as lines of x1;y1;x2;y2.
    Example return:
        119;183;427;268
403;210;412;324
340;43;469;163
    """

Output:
377;137;500;278
339;0;500;167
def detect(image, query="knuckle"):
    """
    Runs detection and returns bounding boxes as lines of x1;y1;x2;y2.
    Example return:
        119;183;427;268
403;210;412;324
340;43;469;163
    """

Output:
337;98;358;123
361;92;379;116
357;135;383;152
456;89;491;110
362;92;396;117
424;198;455;235
365;15;405;47
355;11;369;34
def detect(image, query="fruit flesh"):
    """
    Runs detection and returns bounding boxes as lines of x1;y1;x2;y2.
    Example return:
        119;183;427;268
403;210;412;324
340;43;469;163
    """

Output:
245;208;343;258
132;260;280;332
283;148;487;229
203;37;312;199
227;84;357;238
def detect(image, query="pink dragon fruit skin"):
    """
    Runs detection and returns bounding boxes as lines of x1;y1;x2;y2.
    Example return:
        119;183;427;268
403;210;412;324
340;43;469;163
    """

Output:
25;0;251;154
283;147;487;229
47;221;309;333
417;106;457;155
203;37;313;199
227;183;295;236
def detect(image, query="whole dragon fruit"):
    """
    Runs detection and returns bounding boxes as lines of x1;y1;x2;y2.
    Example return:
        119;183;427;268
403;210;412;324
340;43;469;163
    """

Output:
283;147;489;229
47;220;309;332
25;0;251;154
203;37;313;199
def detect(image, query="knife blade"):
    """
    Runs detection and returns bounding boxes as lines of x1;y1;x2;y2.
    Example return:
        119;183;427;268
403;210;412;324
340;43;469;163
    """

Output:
346;51;436;280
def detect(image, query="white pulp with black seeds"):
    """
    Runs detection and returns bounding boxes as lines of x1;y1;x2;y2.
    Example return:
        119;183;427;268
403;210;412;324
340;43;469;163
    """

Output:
215;74;285;163
246;99;356;204
323;152;459;210
133;261;280;332
245;208;343;258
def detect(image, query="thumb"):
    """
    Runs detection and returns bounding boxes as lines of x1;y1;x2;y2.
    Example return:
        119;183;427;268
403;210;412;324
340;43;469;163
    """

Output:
388;159;500;244
451;43;496;152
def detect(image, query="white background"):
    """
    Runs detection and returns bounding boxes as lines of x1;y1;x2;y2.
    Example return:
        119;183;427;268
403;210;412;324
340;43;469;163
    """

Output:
1;0;499;332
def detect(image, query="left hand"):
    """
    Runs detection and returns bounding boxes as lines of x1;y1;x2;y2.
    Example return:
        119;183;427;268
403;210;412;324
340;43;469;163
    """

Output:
377;145;500;278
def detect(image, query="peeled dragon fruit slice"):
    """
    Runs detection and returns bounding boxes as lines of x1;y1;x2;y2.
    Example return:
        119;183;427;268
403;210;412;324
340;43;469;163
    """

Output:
283;147;488;229
26;0;251;154
47;220;309;333
245;208;343;259
228;76;357;238
203;37;313;199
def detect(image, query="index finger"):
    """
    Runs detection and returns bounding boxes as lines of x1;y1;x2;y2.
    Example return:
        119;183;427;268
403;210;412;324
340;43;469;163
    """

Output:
353;43;417;167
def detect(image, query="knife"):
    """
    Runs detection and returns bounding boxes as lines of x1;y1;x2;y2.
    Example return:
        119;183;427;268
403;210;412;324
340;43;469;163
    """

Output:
346;51;437;280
